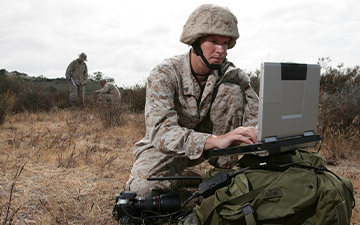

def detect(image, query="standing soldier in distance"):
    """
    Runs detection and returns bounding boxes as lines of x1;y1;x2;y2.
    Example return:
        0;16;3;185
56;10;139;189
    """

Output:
65;52;88;106
126;4;259;197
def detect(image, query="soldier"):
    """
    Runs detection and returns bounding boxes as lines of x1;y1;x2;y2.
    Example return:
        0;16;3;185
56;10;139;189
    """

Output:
126;4;259;197
95;80;121;106
65;52;88;106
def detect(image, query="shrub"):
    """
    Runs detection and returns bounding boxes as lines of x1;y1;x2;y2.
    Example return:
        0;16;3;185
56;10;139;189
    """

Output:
316;58;360;162
95;104;125;128
318;59;360;131
13;85;54;112
0;71;20;95
319;57;360;93
84;93;99;108
248;70;260;95
318;84;360;131
52;89;71;109
0;90;16;125
319;120;360;164
120;83;146;113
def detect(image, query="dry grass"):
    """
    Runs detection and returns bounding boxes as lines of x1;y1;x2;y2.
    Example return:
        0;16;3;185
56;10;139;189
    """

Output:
0;91;16;125
0;108;144;224
0;109;359;224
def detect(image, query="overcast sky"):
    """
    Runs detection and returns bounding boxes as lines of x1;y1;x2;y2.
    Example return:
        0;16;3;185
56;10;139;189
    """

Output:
1;0;359;87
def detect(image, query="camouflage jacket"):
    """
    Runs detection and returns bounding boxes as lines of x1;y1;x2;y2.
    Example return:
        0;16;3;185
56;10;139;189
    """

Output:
95;83;121;101
65;59;88;85
133;51;258;160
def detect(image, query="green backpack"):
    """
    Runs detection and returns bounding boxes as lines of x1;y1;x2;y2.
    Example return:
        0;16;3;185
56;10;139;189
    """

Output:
194;150;354;225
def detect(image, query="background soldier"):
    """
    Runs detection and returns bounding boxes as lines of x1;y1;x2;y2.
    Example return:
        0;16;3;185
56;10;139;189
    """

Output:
95;79;121;106
65;52;88;106
126;4;259;197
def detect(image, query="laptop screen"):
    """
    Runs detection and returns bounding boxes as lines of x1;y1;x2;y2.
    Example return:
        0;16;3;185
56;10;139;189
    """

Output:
257;62;321;141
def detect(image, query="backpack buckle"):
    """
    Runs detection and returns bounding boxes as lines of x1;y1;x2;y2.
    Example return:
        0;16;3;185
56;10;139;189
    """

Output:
242;203;257;225
241;202;254;215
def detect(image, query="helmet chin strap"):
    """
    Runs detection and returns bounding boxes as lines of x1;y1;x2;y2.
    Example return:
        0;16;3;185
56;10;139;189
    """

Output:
191;40;222;71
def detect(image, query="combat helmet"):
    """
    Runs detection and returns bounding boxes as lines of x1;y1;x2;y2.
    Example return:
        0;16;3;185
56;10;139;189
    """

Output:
180;4;239;70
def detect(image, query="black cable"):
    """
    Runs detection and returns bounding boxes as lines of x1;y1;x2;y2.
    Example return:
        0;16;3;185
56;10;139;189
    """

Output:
119;205;144;224
295;163;355;209
322;168;356;209
316;140;322;153
139;168;251;223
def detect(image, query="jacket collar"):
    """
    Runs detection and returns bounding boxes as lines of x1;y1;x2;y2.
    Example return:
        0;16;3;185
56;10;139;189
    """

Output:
181;51;220;102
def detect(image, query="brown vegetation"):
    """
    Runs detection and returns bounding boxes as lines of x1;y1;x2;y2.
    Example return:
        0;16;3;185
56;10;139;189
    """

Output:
0;107;359;224
0;60;359;224
0;108;144;224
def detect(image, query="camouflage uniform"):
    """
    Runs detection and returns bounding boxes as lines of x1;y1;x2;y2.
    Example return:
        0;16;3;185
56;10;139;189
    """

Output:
126;51;258;197
65;53;88;105
95;83;121;106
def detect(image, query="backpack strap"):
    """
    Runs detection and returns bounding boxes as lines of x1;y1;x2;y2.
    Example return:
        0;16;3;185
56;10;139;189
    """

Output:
241;203;256;225
203;185;267;225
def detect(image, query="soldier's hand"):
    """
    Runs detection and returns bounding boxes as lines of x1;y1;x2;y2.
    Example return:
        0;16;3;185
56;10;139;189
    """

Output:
205;126;258;150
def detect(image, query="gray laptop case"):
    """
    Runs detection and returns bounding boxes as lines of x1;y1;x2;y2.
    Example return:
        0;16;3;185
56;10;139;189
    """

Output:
202;62;321;159
257;62;321;141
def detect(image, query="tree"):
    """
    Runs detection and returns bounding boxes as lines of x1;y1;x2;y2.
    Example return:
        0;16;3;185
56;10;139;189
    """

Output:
91;71;114;82
92;71;104;82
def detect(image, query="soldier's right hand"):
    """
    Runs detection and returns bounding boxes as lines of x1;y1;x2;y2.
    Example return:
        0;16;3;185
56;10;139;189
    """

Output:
204;126;258;150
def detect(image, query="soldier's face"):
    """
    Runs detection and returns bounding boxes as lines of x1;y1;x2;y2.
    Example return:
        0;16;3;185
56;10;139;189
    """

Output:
199;35;230;65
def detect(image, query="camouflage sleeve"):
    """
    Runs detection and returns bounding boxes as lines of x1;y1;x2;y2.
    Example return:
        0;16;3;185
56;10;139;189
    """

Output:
243;84;259;127
84;63;88;84
145;65;211;160
65;61;74;80
222;68;259;127
96;84;110;93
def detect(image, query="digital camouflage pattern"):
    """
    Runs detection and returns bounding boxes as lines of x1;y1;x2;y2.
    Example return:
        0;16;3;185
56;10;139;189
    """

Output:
65;59;88;105
126;51;258;197
65;59;88;85
180;4;239;49
95;83;121;106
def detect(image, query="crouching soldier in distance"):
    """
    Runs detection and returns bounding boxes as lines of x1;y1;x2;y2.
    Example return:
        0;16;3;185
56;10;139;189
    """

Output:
95;79;121;107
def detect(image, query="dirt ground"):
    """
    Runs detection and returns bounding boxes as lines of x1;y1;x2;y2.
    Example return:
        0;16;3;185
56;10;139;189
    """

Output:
0;109;358;224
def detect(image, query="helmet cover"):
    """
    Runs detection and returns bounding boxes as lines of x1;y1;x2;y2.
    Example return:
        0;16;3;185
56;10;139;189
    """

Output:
180;4;239;49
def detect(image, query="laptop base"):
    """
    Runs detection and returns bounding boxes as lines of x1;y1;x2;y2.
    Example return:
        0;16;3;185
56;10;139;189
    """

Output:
201;131;321;159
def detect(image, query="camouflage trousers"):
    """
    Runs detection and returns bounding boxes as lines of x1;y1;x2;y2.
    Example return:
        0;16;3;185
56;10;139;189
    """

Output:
97;93;120;106
69;83;85;105
126;82;252;197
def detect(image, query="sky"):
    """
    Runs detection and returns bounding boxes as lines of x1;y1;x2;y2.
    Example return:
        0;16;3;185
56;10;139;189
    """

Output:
1;0;359;87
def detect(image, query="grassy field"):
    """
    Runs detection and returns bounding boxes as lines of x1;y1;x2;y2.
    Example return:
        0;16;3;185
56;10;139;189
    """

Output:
0;108;359;224
26;78;102;96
